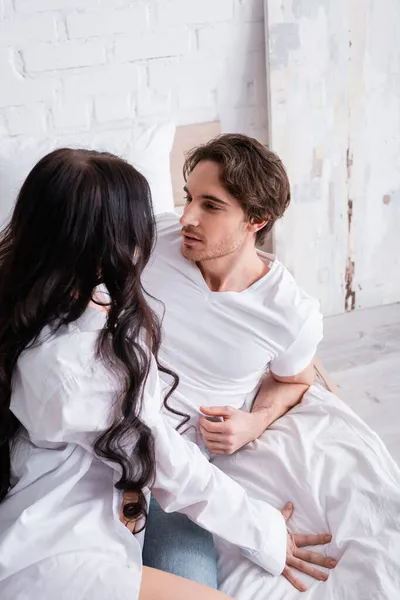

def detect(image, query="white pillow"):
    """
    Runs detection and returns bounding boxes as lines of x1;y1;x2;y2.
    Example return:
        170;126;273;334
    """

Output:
0;122;176;227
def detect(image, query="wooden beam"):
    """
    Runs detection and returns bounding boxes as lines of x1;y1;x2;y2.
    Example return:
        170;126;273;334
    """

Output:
314;356;342;398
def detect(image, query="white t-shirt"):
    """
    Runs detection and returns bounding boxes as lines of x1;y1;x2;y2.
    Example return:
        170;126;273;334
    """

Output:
142;213;323;436
0;305;287;600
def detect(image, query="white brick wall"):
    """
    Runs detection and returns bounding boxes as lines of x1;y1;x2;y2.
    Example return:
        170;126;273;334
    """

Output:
0;0;268;142
5;103;47;135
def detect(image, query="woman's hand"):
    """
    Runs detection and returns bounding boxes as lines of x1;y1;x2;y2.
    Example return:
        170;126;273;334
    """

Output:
281;502;338;592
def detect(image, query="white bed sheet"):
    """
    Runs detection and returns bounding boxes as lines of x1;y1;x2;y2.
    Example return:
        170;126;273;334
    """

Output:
212;383;400;600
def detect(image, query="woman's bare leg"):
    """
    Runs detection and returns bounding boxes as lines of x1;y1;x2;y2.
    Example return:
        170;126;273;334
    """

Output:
139;567;232;600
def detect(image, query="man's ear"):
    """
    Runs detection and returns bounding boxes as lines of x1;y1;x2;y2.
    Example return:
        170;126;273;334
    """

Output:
247;216;269;235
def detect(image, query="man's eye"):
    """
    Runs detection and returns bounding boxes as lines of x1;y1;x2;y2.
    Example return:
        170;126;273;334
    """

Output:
206;203;218;211
184;195;192;203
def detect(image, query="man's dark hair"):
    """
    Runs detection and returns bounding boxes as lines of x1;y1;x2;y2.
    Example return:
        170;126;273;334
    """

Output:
183;133;291;245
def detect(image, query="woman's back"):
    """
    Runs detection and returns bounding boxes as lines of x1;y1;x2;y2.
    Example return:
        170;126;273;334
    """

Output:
0;305;146;598
0;148;237;600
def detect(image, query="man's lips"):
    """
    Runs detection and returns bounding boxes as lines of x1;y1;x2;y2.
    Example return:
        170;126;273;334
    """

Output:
182;231;203;243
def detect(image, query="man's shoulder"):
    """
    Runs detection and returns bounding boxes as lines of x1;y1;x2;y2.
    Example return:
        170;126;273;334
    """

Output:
153;212;182;254
259;256;321;331
144;212;186;283
156;211;181;235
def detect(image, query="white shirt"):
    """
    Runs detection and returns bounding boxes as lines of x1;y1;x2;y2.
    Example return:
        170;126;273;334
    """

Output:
0;305;287;600
142;213;323;433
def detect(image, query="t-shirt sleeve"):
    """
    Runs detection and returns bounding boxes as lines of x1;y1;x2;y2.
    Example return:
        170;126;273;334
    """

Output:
269;301;323;377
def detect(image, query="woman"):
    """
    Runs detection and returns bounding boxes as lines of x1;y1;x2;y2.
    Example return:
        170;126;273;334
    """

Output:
0;149;333;600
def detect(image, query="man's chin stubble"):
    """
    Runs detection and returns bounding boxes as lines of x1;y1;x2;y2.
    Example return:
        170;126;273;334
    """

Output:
181;240;242;262
181;246;202;261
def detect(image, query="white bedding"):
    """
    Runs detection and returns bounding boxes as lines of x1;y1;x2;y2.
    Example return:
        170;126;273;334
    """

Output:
212;383;400;600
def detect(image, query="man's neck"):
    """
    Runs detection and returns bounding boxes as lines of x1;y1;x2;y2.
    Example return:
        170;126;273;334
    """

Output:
197;244;269;293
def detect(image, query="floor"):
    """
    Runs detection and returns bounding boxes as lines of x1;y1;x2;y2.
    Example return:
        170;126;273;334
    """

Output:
319;302;400;464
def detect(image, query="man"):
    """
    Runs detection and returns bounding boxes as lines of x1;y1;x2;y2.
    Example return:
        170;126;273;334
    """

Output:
141;134;324;590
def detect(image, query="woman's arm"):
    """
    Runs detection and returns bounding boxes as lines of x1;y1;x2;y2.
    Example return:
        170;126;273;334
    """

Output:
142;369;287;577
12;350;286;578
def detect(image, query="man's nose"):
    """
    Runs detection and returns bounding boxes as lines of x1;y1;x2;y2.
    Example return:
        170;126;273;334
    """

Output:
180;203;200;228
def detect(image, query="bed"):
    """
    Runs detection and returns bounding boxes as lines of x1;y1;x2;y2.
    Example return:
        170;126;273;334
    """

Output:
3;122;398;599
170;123;400;600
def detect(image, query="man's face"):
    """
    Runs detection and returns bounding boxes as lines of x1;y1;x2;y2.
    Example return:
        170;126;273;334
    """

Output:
180;160;250;262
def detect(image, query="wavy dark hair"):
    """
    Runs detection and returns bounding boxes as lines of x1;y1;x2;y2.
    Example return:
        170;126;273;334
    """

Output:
0;148;183;528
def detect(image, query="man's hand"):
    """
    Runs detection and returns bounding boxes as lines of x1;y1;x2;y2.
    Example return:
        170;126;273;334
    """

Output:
281;502;337;592
199;405;265;455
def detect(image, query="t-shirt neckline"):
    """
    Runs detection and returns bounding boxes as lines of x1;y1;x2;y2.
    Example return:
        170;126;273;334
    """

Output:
188;251;277;297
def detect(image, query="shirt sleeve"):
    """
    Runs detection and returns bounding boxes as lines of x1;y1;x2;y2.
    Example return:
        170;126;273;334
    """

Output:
143;372;287;577
269;301;323;378
12;354;287;577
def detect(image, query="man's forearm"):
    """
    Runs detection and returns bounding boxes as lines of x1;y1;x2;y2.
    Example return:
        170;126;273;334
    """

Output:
250;372;309;432
199;371;311;453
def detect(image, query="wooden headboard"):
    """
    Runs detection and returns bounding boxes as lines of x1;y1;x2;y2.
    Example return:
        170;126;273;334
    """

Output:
170;122;221;207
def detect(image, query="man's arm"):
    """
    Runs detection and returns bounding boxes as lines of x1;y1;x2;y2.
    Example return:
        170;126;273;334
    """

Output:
250;368;312;430
199;363;315;455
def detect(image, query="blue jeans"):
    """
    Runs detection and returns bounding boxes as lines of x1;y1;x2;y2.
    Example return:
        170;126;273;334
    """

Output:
142;496;218;588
